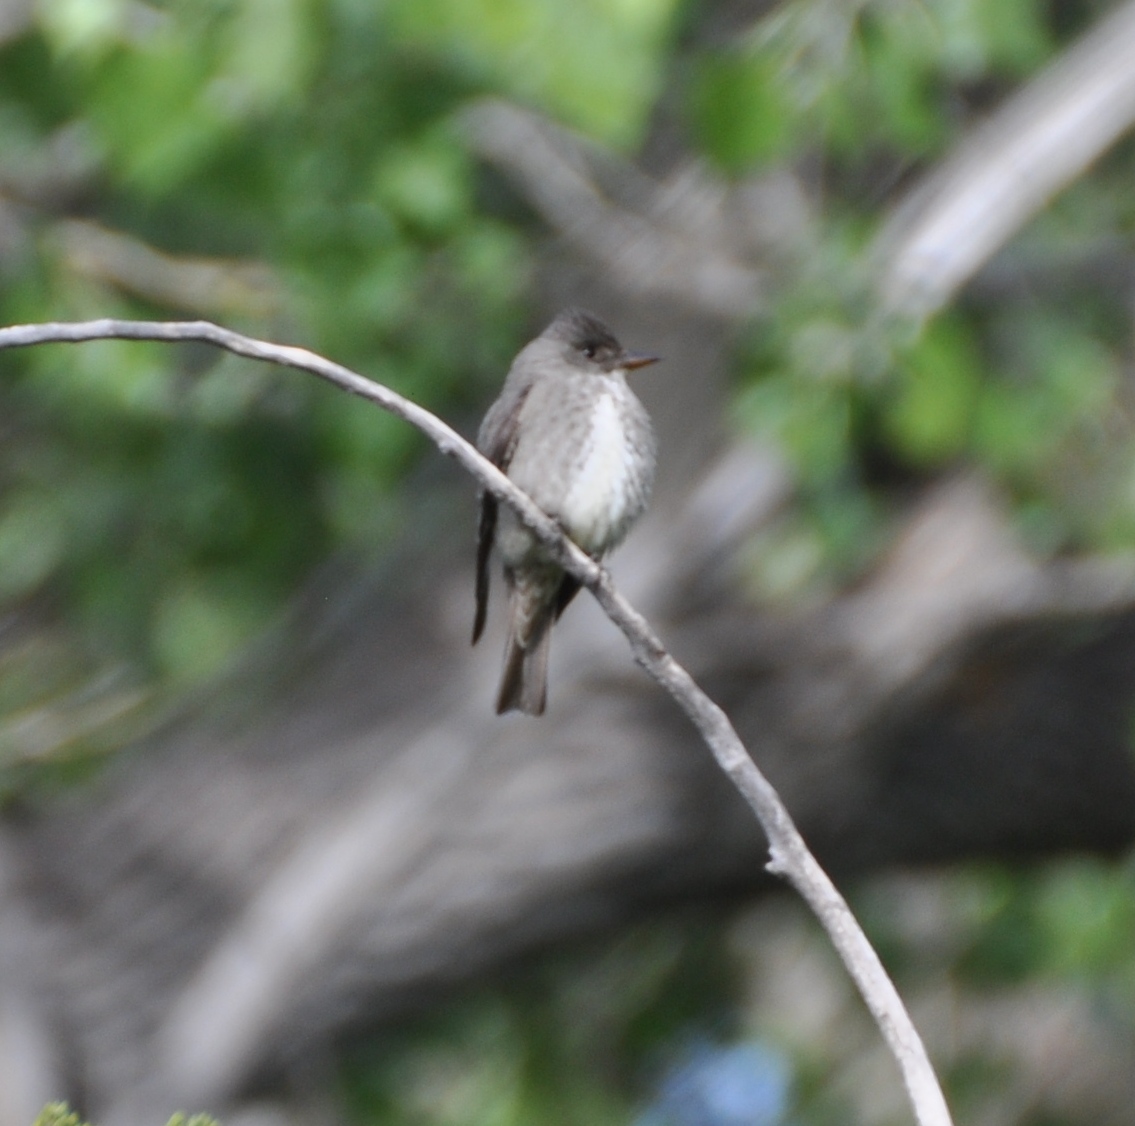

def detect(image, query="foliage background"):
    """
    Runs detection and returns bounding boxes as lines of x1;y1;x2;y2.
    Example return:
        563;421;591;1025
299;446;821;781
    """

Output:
3;0;1135;1123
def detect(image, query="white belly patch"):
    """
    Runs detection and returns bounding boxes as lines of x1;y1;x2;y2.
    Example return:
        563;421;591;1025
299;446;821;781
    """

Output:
559;389;636;552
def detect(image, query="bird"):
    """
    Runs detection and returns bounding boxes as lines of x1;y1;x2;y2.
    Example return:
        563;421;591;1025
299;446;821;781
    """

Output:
472;308;659;715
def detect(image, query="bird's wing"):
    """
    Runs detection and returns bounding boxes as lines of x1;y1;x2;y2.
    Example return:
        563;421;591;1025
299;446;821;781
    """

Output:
472;380;532;645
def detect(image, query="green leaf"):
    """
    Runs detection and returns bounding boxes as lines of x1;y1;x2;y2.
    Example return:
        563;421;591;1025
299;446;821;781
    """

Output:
736;378;853;487
0;490;67;601
152;575;274;685
89;39;232;192
371;135;471;236
974;318;1117;477
688;49;795;172
219;0;318;112
386;0;681;147
885;318;981;463
37;0;130;59
1035;861;1135;980
34;1104;84;1126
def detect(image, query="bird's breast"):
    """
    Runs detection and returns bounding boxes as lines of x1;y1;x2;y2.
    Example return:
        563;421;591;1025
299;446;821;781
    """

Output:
558;384;651;554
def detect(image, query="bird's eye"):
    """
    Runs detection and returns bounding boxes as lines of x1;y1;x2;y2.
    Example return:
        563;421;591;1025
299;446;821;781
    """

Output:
582;344;597;360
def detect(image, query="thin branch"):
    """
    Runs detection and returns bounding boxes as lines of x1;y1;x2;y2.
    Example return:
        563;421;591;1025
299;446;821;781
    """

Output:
463;99;767;318
0;318;954;1126
54;220;282;320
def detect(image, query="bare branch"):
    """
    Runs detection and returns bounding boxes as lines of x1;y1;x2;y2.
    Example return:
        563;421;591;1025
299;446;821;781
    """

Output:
463;99;770;318
0;0;31;47
53;221;283;320
0;318;953;1126
876;0;1135;320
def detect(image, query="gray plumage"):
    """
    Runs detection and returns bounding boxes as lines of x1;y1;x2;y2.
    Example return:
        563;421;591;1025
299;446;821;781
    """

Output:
473;309;658;715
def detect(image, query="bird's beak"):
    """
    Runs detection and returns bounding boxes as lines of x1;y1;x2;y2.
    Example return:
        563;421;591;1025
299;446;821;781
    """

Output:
622;351;661;371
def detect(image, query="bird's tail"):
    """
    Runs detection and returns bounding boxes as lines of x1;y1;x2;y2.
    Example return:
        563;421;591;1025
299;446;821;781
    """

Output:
496;581;554;715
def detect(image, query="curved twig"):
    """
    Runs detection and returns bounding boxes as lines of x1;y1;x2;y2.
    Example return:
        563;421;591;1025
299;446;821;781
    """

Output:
0;318;953;1126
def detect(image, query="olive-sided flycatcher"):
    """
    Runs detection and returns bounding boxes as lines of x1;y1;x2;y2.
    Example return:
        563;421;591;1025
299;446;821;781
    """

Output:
472;309;659;715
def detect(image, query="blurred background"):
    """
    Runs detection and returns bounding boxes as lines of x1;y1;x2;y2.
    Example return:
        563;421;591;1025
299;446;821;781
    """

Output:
3;0;1135;1123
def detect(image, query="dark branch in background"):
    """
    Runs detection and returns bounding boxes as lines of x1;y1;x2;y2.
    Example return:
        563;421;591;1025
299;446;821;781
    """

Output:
52;221;283;320
462;99;780;319
0;0;31;47
0;318;953;1126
